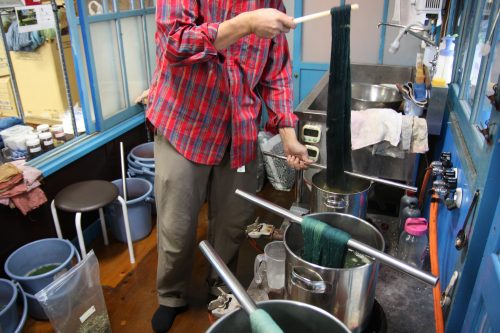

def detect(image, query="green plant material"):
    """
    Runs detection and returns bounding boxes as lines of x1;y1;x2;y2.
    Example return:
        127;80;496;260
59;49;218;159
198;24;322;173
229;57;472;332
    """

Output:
26;263;61;277
77;313;111;333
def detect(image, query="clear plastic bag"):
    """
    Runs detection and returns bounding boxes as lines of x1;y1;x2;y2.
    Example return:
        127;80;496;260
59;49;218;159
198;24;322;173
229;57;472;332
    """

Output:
35;250;111;333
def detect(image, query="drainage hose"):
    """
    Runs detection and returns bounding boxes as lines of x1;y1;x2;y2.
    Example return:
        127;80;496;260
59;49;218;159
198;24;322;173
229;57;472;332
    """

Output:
429;193;444;333
418;167;432;209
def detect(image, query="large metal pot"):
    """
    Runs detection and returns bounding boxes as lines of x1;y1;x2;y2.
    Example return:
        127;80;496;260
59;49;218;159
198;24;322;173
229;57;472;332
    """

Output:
351;83;403;110
310;170;372;218
207;299;351;333
284;212;385;333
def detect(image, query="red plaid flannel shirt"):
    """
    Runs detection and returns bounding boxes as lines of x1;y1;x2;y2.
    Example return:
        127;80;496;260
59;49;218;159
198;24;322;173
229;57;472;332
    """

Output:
146;0;297;168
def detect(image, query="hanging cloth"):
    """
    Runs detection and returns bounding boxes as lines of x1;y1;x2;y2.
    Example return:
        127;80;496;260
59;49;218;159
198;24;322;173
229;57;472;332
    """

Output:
326;6;352;190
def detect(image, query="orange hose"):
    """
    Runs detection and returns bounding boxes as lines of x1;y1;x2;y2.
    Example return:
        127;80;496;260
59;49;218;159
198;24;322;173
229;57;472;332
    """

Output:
429;193;445;333
419;167;432;209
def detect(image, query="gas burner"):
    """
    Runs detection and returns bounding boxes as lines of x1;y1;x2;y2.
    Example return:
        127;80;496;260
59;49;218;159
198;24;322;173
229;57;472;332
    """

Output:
362;299;387;333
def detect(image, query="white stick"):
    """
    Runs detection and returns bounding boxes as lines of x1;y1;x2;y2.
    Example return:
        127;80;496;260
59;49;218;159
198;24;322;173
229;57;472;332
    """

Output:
293;4;359;24
120;142;128;202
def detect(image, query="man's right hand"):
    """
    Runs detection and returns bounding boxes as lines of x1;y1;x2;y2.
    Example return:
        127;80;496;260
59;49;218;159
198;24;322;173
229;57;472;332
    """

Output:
240;9;296;39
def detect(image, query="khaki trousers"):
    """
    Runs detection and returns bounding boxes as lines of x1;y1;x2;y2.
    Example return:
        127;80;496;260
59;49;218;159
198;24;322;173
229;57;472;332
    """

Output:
154;135;257;307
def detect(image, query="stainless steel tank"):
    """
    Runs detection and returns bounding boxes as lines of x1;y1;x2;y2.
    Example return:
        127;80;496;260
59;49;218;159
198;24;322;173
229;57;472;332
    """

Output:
284;212;385;333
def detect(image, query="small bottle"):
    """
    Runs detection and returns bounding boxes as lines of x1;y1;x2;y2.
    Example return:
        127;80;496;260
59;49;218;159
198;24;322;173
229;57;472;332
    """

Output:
51;125;66;146
36;124;50;134
26;138;43;159
398;218;428;269
399;203;421;235
39;132;55;152
434;36;455;84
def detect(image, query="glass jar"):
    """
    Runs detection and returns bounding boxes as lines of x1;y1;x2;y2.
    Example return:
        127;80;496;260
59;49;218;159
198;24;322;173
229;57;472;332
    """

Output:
26;138;43;159
39;132;55;152
51;125;66;146
36;124;50;134
398;217;428;269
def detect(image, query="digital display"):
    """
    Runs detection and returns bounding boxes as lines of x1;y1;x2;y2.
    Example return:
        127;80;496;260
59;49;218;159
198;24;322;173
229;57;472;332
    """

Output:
303;128;319;137
307;148;317;157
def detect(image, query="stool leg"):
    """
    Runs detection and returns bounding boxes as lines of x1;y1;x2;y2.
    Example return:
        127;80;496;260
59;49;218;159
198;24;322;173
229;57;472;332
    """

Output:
75;212;87;257
117;196;136;264
51;200;63;239
99;208;109;246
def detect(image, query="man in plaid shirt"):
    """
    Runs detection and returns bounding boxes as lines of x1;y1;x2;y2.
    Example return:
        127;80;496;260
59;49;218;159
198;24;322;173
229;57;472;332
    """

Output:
147;1;311;331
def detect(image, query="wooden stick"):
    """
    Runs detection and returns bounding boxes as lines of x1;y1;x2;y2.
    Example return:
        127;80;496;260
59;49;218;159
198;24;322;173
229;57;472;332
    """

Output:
293;4;359;24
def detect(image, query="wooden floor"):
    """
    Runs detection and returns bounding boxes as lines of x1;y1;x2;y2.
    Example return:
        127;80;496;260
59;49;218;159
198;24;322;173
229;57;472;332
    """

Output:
23;185;294;333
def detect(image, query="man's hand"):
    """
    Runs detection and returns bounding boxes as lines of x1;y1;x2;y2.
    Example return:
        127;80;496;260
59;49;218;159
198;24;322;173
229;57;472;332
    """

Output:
240;9;296;39
279;127;312;170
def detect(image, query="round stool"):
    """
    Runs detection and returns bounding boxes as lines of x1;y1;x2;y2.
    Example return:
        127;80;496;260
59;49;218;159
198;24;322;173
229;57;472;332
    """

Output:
50;180;135;264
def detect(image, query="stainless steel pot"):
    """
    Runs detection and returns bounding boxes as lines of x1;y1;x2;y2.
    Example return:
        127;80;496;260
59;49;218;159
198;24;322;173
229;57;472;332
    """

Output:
310;170;372;218
284;212;385;333
351;83;403;110
207;299;351;333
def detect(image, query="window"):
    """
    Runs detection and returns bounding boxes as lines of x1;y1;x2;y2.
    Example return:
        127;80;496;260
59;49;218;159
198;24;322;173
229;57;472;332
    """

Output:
450;0;499;155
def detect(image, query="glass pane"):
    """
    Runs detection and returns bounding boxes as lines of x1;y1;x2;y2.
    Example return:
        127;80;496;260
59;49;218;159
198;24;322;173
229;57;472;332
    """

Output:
118;0;141;11
121;16;148;105
90;21;127;119
146;13;156;78
477;37;499;127
144;0;155;8
455;1;477;88
465;3;492;105
86;0;115;16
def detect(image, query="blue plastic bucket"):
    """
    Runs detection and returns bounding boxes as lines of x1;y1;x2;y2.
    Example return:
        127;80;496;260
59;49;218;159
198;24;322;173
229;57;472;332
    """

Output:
0;279;28;333
4;239;78;320
130;142;154;164
127;153;155;172
110;178;153;243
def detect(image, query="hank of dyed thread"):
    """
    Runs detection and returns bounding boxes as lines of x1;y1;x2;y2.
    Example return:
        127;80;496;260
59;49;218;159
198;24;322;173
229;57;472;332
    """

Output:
326;5;353;189
301;216;351;268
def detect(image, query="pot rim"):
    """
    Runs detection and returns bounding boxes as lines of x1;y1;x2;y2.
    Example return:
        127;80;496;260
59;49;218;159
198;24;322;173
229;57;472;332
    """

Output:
283;212;385;272
311;172;373;195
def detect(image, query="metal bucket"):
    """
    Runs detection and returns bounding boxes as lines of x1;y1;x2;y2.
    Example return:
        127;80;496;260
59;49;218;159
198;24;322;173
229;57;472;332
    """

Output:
310;170;372;218
207;300;351;333
284;212;385;333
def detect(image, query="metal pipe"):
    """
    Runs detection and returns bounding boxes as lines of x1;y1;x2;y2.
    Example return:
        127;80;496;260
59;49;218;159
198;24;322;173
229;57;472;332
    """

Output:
262;151;417;192
377;22;425;31
199;240;258;314
235;189;439;286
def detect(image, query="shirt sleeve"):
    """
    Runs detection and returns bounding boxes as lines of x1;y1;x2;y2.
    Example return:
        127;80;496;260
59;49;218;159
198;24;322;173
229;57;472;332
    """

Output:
156;0;222;66
258;32;297;133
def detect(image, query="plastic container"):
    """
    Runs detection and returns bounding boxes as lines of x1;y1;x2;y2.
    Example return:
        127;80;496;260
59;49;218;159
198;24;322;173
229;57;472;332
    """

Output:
50;125;66;146
110;178;153;242
36;124;50;134
434;36;455;84
398;218;428;269
0;279;28;333
26;138;43;159
403;98;425;117
254;241;286;290
399;203;421;235
35;251;111;333
38;132;55;152
4;238;79;320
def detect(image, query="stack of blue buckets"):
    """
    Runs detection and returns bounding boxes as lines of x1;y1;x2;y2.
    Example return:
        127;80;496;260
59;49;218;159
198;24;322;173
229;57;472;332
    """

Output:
127;142;155;187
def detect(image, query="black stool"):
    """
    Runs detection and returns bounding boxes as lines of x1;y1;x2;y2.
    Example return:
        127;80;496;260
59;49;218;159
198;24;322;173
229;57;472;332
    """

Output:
50;180;135;263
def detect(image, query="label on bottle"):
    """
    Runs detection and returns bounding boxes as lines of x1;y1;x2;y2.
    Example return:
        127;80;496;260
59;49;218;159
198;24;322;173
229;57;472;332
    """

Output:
29;146;42;153
43;139;54;146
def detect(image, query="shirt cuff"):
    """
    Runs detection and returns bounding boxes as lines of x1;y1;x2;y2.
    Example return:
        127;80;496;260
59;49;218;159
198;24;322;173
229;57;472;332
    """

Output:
277;112;298;128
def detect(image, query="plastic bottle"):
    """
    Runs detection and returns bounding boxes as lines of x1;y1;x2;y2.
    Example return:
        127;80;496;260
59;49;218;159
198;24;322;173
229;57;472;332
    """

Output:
39;132;55;152
399;203;421;235
398;217;428;269
26;138;43;159
399;191;419;219
51;125;66;146
434;36;455;84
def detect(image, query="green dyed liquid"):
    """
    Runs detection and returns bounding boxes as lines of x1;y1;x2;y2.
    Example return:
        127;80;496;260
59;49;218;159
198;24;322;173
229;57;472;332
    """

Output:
26;263;61;277
343;249;372;268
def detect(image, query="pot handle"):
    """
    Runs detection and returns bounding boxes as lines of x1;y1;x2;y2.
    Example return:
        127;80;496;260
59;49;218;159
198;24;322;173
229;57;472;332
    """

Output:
14;282;28;333
291;266;328;293
324;195;348;210
253;254;265;285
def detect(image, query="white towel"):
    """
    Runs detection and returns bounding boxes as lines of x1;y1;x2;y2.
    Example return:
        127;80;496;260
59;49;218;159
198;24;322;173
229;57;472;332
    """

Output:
351;108;402;150
411;117;429;153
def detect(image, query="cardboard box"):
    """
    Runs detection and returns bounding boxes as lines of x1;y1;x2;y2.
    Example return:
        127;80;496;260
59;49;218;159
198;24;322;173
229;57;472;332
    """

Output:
0;75;19;117
10;34;80;124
